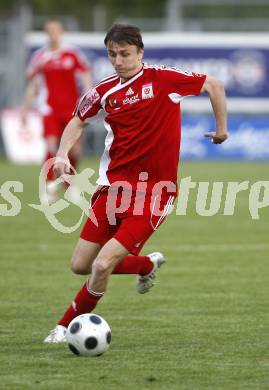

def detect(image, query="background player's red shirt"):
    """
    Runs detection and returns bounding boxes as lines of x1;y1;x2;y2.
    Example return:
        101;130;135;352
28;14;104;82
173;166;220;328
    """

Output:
26;44;90;115
75;64;206;193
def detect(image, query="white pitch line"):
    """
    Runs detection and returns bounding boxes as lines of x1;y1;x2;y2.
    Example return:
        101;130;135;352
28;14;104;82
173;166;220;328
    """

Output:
146;244;269;252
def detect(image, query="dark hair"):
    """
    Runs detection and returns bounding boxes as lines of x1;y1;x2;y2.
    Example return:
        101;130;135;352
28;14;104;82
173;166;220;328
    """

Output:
104;24;144;49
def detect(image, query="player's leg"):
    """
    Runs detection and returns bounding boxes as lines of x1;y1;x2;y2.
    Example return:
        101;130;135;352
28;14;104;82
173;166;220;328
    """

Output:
44;189;113;343
70;238;101;275
44;238;129;343
59;238;128;325
71;244;158;277
44;231;151;342
43;114;59;170
112;189;176;292
112;254;156;275
43;239;101;343
44;189;168;343
112;215;166;293
78;189;162;277
76;189;168;281
89;237;129;292
70;237;154;276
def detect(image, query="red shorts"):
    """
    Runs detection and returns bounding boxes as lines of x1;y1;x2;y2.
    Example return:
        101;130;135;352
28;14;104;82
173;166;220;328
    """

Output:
43;112;72;139
80;186;176;255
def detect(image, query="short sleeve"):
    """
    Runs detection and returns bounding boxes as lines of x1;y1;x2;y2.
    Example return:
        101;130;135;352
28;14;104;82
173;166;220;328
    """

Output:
159;67;206;97
74;87;102;121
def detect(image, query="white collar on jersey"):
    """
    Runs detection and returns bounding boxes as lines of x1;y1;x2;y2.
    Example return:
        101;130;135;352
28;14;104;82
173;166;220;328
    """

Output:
100;66;144;109
119;65;144;84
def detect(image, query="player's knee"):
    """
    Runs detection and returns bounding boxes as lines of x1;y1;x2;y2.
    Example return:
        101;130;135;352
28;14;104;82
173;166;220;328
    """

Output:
70;262;88;275
70;258;90;275
92;256;112;277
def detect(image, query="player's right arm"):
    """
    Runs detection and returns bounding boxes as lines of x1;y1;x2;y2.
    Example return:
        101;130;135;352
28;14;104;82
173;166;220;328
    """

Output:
20;78;39;125
54;116;86;177
54;86;102;177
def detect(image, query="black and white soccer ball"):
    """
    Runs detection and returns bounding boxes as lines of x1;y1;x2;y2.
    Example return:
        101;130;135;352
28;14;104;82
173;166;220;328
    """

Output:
66;314;112;357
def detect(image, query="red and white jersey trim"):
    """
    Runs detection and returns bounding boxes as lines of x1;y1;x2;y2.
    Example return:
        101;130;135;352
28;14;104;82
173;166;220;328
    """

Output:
150;195;175;230
95;74;119;89
97;120;114;186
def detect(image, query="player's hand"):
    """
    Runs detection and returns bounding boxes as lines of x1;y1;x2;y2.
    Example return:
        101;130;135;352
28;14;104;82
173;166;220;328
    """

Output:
53;155;71;178
204;131;229;144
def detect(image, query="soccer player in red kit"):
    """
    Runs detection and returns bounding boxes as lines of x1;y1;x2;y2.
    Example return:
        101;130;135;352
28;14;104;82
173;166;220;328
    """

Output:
44;24;228;343
21;19;91;201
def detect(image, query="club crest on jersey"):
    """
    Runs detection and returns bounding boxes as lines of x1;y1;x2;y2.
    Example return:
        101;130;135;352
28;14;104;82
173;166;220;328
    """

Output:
79;88;100;116
142;83;154;100
108;97;119;108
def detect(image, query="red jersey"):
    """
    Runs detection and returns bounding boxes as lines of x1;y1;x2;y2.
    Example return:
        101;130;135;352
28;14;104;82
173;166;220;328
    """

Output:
75;64;206;193
26;44;90;115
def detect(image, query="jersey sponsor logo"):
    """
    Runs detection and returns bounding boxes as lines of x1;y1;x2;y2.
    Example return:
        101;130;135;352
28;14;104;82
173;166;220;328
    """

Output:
142;83;154;100
122;93;140;105
79;88;100;116
125;87;134;96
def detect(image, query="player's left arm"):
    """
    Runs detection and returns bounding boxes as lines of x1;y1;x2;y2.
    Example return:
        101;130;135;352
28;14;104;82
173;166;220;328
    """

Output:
201;76;229;144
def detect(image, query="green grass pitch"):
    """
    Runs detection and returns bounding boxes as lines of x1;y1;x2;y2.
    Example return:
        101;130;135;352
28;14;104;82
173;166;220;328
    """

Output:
0;158;269;390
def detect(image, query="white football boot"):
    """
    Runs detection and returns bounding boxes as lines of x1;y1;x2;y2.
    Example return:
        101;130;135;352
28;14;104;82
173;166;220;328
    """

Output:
136;252;165;294
43;325;67;343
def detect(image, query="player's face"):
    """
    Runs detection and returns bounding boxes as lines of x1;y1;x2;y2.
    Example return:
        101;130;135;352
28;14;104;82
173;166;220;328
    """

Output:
107;41;144;80
45;21;63;46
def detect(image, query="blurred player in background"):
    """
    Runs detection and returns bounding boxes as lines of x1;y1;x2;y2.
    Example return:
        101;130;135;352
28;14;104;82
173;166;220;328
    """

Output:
21;19;92;201
44;23;228;343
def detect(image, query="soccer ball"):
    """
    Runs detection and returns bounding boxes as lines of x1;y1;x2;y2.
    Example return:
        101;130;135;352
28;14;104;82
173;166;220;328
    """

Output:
66;313;112;357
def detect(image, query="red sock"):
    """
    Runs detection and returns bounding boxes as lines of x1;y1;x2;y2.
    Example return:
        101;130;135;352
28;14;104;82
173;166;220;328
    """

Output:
45;152;55;181
58;282;103;327
112;255;153;275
